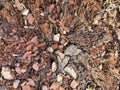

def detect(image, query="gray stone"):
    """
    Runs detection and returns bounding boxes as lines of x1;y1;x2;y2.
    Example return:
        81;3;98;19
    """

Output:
64;44;81;56
64;65;77;79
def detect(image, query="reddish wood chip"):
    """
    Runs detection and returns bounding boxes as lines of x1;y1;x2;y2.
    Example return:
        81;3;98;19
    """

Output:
32;62;39;71
27;78;35;87
15;0;25;11
37;42;46;47
70;80;79;89
27;13;35;25
22;51;32;59
22;85;34;90
52;43;58;50
26;44;33;51
68;0;75;4
50;82;60;90
30;36;39;44
40;23;49;34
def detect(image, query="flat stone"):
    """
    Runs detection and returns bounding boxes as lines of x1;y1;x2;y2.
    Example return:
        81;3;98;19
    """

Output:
61;56;70;68
64;65;77;79
64;44;81;56
1;67;14;80
55;50;65;60
58;56;70;72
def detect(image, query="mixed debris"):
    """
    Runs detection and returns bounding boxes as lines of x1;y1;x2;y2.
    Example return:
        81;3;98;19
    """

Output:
0;0;120;90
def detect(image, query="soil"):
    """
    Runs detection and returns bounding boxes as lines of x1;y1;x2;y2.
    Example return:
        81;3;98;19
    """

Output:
0;0;120;90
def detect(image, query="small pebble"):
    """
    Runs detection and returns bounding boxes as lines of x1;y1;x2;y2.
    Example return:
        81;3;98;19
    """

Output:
57;74;63;83
64;44;81;56
13;80;20;89
52;62;57;72
64;65;77;79
53;33;60;42
1;67;14;80
42;85;48;90
47;47;54;53
22;9;29;16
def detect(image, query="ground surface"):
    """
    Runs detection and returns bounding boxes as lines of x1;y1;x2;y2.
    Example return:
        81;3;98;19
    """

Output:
0;0;120;90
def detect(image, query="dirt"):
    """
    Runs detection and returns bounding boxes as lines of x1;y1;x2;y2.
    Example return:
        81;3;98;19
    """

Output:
0;0;120;90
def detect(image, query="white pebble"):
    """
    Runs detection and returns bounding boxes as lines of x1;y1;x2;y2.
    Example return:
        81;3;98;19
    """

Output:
1;67;14;80
22;9;29;16
53;33;60;42
13;80;20;89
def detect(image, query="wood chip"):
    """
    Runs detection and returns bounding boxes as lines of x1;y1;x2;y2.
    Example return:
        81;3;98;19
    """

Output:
27;13;35;25
52;43;58;50
40;23;49;34
32;62;39;71
26;44;33;51
22;85;34;90
27;78;35;87
50;82;60;90
70;80;79;89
